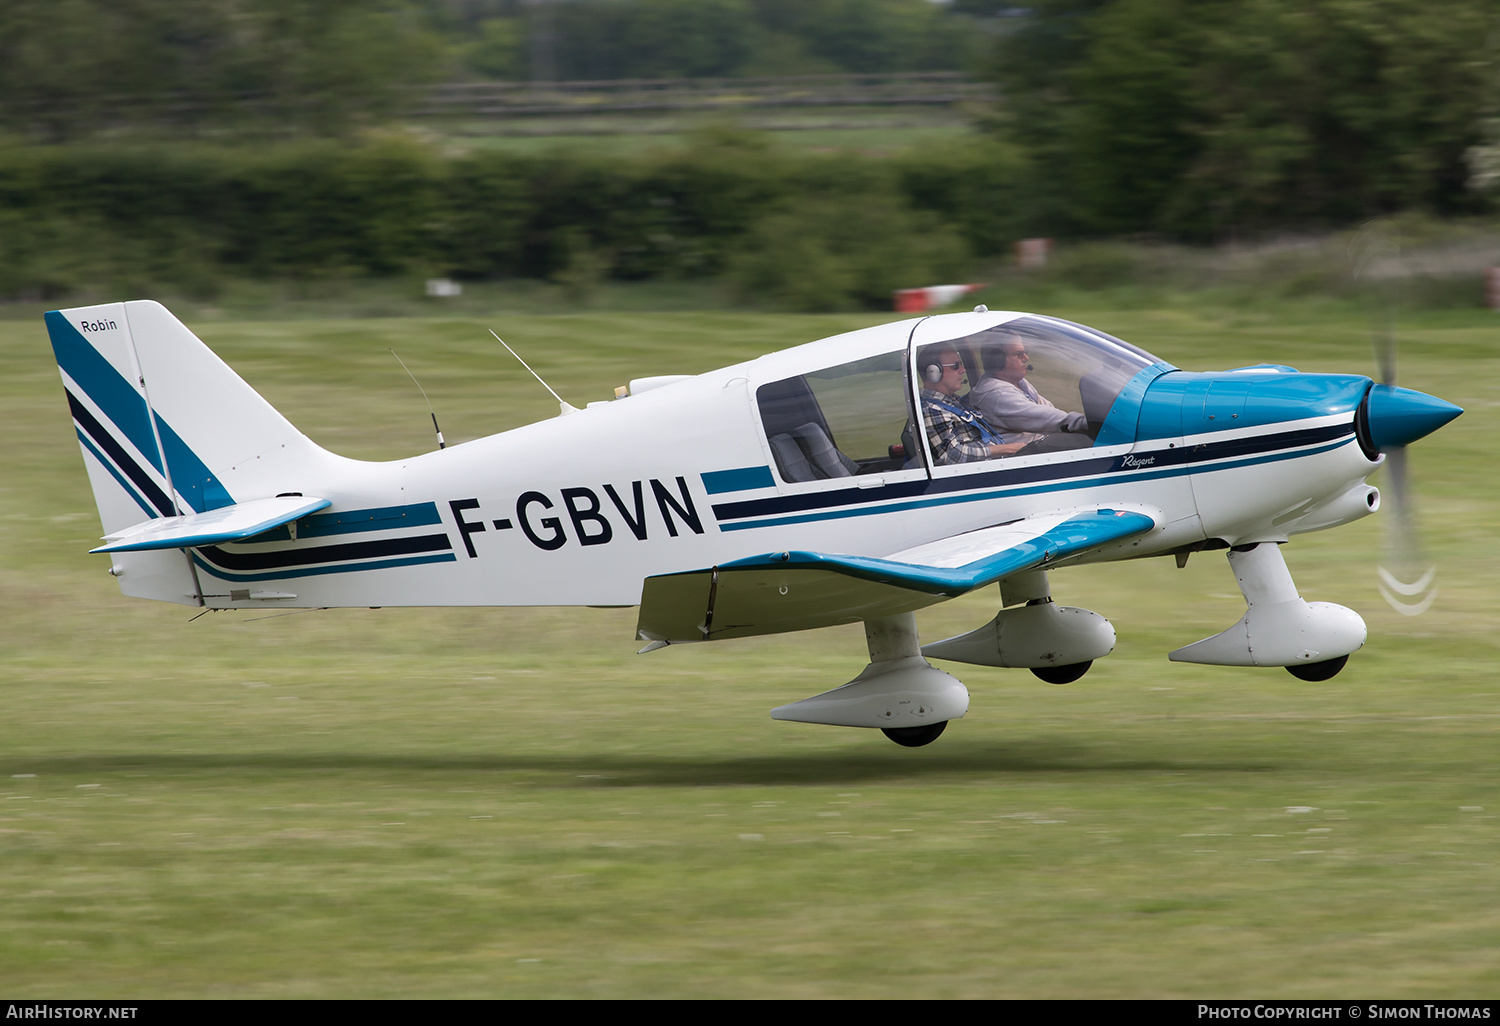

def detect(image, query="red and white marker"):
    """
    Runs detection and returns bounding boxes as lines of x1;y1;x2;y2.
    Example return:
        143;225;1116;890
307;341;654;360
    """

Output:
893;283;986;313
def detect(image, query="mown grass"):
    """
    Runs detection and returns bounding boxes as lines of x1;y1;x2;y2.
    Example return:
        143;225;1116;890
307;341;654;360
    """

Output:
0;297;1496;997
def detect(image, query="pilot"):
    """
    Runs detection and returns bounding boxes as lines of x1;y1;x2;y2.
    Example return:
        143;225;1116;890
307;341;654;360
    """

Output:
967;333;1092;452
918;345;1025;465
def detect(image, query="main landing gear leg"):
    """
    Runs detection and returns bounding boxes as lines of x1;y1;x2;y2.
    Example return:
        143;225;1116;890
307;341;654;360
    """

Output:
920;570;1116;681
865;614;959;748
769;612;968;747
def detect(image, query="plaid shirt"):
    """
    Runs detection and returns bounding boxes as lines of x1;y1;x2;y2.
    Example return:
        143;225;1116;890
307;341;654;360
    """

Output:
921;389;1007;465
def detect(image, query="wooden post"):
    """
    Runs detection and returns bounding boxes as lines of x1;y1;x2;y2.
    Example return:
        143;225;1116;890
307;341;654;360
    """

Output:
1016;238;1052;269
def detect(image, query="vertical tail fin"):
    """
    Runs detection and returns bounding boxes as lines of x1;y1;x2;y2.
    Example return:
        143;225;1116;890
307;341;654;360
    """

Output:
47;301;326;603
47;300;322;530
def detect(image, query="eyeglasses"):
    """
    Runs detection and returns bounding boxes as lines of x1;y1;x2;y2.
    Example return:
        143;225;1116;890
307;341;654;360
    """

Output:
939;361;964;372
1007;350;1030;361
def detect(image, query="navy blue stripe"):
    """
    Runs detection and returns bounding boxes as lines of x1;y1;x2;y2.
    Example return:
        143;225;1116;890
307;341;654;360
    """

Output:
49;312;233;513
194;552;457;583
1177;421;1351;464
76;428;158;519
196;533;453;572
714;421;1353;524
714;477;932;522
52;316;237;513
1180;437;1353;479
67;389;175;517
718;435;1355;532
47;311;164;473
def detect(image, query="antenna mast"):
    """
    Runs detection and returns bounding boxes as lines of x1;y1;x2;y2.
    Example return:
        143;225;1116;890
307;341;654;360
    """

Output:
390;349;446;449
489;329;579;416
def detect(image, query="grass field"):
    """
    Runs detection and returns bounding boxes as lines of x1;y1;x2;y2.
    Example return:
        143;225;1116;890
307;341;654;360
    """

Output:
1;295;1496;997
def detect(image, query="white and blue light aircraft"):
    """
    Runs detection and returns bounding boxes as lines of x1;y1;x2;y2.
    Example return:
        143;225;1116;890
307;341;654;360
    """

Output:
46;301;1461;746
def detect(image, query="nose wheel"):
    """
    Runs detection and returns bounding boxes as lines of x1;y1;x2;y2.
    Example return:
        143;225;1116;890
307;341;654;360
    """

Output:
881;721;948;747
1030;660;1092;684
1286;655;1348;681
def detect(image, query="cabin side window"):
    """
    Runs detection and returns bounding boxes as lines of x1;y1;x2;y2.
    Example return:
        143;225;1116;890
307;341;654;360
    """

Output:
756;351;918;484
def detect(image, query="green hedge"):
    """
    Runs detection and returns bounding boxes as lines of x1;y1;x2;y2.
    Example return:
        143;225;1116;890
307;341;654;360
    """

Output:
0;135;1027;308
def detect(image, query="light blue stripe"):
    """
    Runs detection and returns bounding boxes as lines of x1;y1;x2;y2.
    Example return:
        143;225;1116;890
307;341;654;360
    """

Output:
302;502;442;536
76;428;157;519
1135;372;1371;440
47;311;163;474
701;466;775;494
1096;363;1173;447
155;414;233;512
244;502;444;543
48;310;235;513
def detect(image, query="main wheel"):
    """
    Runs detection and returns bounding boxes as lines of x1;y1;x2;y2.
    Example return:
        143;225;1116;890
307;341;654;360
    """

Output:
1031;661;1092;685
881;721;948;747
1286;655;1348;681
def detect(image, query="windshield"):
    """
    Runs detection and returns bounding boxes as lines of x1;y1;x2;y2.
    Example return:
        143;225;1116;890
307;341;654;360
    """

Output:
913;315;1156;463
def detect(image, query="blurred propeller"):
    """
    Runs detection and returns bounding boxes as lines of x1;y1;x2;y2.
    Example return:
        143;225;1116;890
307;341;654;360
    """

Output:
1351;225;1442;617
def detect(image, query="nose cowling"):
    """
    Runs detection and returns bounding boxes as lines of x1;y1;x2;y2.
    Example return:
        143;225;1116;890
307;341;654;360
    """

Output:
1362;383;1463;452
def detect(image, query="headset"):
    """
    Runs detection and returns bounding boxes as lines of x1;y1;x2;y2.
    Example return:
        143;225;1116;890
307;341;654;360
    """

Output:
920;347;952;384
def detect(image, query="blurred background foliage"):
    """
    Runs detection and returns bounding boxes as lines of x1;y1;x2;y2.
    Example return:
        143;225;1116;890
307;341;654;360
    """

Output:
0;0;445;139
0;130;1018;308
0;0;985;136
992;0;1497;238
0;0;1497;310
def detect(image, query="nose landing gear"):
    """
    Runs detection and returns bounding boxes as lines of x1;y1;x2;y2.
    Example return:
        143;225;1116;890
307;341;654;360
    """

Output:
881;721;948;748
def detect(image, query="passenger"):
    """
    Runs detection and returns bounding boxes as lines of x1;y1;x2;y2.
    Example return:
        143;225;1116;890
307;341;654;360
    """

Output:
918;346;1025;465
968;333;1093;452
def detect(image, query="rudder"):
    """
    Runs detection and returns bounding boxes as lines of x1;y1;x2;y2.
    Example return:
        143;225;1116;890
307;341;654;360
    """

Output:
47;301;326;602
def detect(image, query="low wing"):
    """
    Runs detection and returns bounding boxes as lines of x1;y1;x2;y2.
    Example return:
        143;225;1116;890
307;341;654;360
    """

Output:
90;495;332;553
636;508;1156;644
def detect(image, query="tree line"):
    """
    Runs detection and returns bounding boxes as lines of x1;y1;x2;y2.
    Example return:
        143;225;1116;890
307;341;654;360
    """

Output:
1;0;1495;281
990;0;1497;237
0;0;989;139
0;131;1018;309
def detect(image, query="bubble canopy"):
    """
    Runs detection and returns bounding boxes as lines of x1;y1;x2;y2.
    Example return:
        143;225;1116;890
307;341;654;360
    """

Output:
751;312;1169;484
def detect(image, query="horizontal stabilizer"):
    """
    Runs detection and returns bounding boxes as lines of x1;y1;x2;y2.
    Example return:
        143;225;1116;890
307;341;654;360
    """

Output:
91;495;331;553
637;508;1155;643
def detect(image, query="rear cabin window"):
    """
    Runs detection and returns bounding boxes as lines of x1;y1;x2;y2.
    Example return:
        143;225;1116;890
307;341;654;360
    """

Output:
756;351;917;484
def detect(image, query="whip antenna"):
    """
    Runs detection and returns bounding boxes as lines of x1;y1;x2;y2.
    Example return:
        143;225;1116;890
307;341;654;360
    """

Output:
489;329;579;416
390;349;445;449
